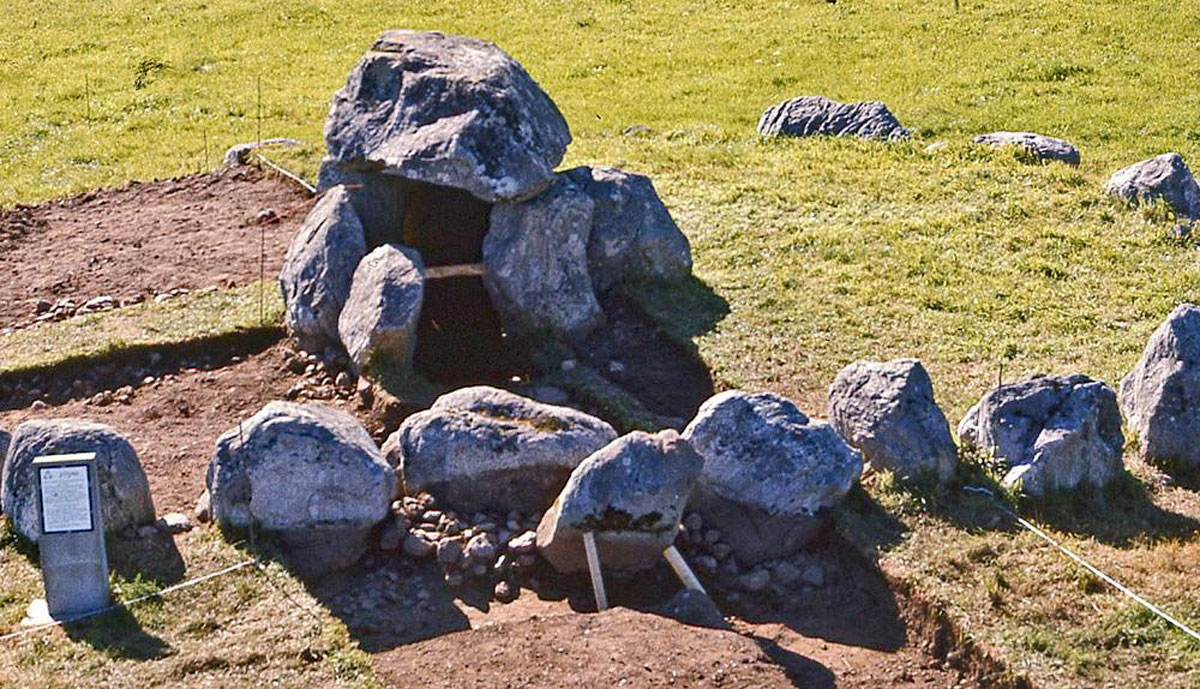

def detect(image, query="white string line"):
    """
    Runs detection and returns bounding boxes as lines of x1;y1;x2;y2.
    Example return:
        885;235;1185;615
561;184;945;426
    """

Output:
253;152;316;195
961;485;1200;644
0;559;256;643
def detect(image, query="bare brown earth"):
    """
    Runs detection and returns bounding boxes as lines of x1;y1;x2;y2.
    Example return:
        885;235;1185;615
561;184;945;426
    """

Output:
0;166;309;329
0;172;1002;688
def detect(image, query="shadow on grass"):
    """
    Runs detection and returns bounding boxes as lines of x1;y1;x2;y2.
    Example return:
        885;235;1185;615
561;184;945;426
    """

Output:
1019;471;1200;547
63;605;171;660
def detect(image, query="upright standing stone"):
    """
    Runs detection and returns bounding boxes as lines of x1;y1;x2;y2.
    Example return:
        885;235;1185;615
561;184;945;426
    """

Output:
279;186;368;353
1105;153;1200;220
337;244;425;376
828;358;958;480
33;453;110;619
1120;304;1200;473
483;177;603;339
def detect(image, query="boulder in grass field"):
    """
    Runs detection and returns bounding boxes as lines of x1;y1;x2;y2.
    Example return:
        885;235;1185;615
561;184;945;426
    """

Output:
537;430;703;573
207;402;394;576
324;30;571;203
973;131;1081;166
390;386;617;514
757;96;910;141
279;185;367;353
1;419;155;543
828;359;958;481
1120;304;1200;474
563;166;693;292
338;244;425;376
483;177;604;339
958;374;1125;495
1105;153;1200;220
682;391;863;564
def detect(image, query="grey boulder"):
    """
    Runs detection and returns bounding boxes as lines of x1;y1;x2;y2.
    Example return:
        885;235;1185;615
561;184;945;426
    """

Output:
279;186;367;353
324;30;571;203
1106;153;1200;220
958;374;1125;495
207;402;395;576
563;166;692;291
974;131;1080;166
316;158;407;248
537;430;702;573
828;359;958;480
391;386;617;513
483;176;604;339
682;391;863;564
1;419;155;543
338;244;425;376
758;96;909;141
1120;304;1200;473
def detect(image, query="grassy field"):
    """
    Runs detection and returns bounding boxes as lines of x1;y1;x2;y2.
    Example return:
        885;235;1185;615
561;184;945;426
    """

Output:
3;0;1200;687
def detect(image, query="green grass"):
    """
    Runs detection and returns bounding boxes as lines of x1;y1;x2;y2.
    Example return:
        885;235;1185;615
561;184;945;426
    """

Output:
0;520;378;688
4;0;1200;687
0;283;282;375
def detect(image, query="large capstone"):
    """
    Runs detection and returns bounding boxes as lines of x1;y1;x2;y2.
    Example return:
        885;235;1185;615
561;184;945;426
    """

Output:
1;419;155;543
958;374;1125;495
279;186;367;353
324;30;571;203
563;166;692;292
828;358;958;481
1106;153;1200;220
483;176;603;339
390;386;617;513
1120;304;1200;473
757;96;910;141
682;391;863;564
316;158;407;248
207;402;395;576
338;244;425;376
537;430;703;573
974;131;1080;166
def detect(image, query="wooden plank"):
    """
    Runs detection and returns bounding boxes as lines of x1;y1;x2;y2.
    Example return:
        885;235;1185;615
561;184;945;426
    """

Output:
424;263;487;280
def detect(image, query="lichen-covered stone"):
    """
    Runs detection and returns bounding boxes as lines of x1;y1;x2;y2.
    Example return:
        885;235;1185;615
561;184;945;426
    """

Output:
391;386;616;513
758;96;909;141
682;391;862;564
537;430;702;572
483;177;603;339
324;30;571;203
974;131;1080;166
563;166;692;291
1120;304;1200;473
958;374;1125;495
1106;153;1200;220
207;402;394;575
828;358;957;480
279;186;367;353
1;419;155;543
337;244;425;376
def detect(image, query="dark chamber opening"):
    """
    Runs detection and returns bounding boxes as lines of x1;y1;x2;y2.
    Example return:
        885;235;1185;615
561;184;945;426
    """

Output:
400;180;521;385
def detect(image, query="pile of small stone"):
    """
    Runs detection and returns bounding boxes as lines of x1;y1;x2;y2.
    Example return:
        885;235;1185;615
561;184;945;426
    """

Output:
280;347;360;404
380;492;543;602
674;512;832;604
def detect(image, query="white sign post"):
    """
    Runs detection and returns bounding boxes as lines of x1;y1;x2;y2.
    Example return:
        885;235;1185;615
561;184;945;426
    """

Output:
25;453;110;623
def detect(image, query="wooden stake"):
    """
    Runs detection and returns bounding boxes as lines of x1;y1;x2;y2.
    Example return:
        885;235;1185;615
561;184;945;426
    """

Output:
256;76;262;147
582;532;608;611
664;545;707;594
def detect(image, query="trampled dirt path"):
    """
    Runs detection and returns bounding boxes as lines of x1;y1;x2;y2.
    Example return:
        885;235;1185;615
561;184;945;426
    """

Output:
0;171;1000;688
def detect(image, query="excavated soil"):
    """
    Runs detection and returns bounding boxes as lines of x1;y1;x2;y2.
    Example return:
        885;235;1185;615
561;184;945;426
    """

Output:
0;166;310;329
0;172;1005;688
